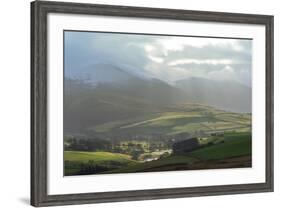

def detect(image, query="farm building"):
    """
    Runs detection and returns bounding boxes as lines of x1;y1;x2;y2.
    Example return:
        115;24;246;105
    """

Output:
210;132;224;136
172;137;199;154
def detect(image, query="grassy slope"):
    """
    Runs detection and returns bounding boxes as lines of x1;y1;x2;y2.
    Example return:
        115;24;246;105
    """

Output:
189;132;251;160
90;105;251;136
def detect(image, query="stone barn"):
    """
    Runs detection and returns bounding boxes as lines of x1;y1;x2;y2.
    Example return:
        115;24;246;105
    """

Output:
172;137;199;154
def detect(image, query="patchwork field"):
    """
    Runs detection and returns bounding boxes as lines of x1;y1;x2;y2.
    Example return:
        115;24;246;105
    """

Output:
88;104;251;138
64;131;251;175
64;103;251;175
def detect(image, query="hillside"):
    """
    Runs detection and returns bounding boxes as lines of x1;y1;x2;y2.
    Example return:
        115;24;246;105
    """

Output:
66;100;251;138
64;76;185;134
64;74;251;136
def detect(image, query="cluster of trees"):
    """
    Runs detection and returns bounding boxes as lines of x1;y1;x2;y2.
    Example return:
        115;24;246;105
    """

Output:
64;137;111;151
64;160;125;175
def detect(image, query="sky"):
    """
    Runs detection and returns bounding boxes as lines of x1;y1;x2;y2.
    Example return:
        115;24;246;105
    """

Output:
65;31;252;86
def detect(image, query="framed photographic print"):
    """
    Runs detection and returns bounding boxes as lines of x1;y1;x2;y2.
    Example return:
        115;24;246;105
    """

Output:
31;0;274;207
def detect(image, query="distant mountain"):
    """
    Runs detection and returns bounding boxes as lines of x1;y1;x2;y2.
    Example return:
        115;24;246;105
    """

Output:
64;76;185;134
175;77;251;113
70;63;140;85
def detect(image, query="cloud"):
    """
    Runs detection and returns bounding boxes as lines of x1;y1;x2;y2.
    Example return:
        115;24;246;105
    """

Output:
162;42;251;64
65;31;252;86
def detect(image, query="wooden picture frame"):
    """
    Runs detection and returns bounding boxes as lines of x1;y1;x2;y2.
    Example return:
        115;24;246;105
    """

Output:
31;0;274;206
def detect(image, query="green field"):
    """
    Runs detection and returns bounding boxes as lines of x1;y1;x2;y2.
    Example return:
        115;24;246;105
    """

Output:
64;151;137;175
64;151;135;162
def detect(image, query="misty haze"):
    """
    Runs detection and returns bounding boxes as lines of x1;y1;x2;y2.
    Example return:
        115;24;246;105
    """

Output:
63;31;252;176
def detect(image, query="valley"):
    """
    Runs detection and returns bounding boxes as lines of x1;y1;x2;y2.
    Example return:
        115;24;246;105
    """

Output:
64;102;251;176
63;63;252;176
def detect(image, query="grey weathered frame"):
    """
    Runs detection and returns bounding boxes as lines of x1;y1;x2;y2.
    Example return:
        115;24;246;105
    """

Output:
31;0;274;207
